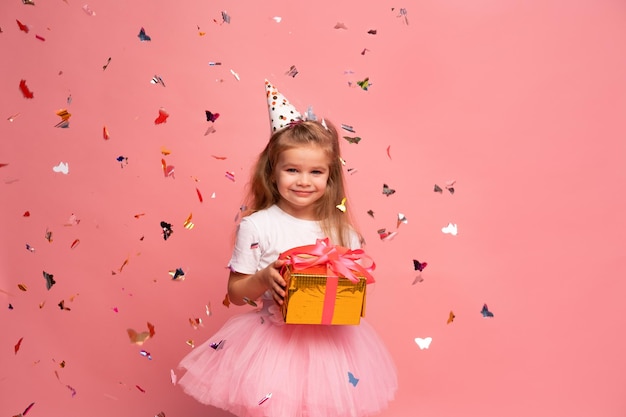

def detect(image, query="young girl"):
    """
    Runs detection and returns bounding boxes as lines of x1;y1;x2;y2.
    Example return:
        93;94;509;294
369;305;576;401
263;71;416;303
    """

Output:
177;83;397;417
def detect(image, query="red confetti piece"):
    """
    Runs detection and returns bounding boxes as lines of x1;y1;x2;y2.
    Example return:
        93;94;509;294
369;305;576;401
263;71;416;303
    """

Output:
70;239;80;249
134;213;145;219
211;155;227;160
161;159;174;178
135;385;145;393
222;293;230;308
35;34;45;41
147;322;155;338
225;171;235;181
386;145;392;159
16;19;29;33
119;257;129;273
23;211;30;217
19;80;34;99
154;108;169;124
0;163;9;168
15;337;23;354
103;126;110;140
196;187;203;202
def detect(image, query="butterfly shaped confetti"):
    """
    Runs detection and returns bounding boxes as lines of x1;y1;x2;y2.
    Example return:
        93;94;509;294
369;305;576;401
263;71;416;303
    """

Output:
382;184;395;196
205;111;220;122
161;158;175;178
348;371;359;387
377;228;397;241
285;65;298;77
150;75;165;87
397;213;408;227
169;268;185;281
19;79;34;98
343;136;361;144
441;223;458;236
161;221;173;240
137;27;151;41
414;337;432;350
221;11;231;23
413;259;427;272
154;108;169;124
481;303;494;318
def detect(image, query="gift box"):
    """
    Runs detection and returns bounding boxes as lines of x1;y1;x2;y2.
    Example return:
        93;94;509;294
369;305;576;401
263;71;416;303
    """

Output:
278;238;375;325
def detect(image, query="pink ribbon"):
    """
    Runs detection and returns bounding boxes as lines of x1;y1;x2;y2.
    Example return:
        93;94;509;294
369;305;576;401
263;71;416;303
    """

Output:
279;238;375;324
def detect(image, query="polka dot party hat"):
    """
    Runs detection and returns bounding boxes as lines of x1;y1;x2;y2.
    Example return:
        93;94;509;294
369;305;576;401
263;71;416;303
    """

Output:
265;79;302;132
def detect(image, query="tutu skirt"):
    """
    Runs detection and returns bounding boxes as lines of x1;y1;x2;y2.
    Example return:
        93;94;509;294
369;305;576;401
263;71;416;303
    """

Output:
178;300;397;417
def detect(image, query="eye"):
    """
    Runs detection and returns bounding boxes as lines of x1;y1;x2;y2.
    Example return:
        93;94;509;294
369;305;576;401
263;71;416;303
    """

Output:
311;170;324;175
286;168;298;173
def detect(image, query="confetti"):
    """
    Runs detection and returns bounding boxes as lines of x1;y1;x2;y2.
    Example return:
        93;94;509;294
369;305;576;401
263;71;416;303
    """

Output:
15;402;35;417
170;369;178;385
117;156;128;167
138;27;151;41
205;303;212;316
161;221;173;240
361;48;369;55
183;213;194;229
204;125;216;135
205;111;220;122
170;268;185;281
481;304;494;318
23;0;35;4
66;385;77;397
334;22;347;29
211;155;227;160
356;77;371;91
285;65;298;77
347;372;359;387
160;146;171;155
23;211;30;216
222;293;230;308
397;213;408;227
441;223;458;236
242;297;258;307
70;239;80;249
386;145;392;159
382;184;395;196
186;339;195;348
161;159;174;177
397;7;409;25
367;210;374;218
273;16;282;23
136;385;146;393
447;311;455;324
154;108;169;124
103;126;110;140
7;114;20;122
58;300;71;310
221;11;231;24
139;350;152;360
411;275;424;285
189;318;203;329
413;259;427;272
208;61;222;66
225;171;235;181
82;4;96;16
210;340;226;350
150;75;165;87
230;69;240;81
43;271;56;290
414;337;432;349
258;392;272;405
127;328;151;345
35;34;45;41
16;19;29;33
336;197;347;213
102;57;112;70
343;136;361;144
377;228;397;241
341;124;355;133
19;80;34;98
25;244;35;252
15;337;24;354
434;184;443;193
45;228;53;242
195;187;203;202
54;109;71;128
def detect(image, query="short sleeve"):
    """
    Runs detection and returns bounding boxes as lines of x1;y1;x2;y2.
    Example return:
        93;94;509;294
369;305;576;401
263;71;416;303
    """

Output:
228;217;262;274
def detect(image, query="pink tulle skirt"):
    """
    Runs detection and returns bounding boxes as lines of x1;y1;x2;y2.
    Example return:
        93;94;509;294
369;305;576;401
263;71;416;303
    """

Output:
177;301;397;417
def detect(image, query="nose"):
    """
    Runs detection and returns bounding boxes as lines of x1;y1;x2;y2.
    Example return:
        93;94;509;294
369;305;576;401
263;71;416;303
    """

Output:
295;172;311;186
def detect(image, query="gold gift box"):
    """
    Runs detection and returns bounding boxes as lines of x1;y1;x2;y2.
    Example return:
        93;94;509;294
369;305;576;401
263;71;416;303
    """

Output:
280;264;367;325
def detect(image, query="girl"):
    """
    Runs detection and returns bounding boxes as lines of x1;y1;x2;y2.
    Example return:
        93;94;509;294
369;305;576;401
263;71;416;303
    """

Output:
178;88;396;417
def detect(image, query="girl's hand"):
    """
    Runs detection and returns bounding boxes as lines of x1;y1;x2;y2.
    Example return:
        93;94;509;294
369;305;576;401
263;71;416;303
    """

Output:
262;259;287;305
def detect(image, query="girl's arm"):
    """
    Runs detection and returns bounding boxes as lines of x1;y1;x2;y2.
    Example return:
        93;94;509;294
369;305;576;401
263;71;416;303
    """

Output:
227;259;287;306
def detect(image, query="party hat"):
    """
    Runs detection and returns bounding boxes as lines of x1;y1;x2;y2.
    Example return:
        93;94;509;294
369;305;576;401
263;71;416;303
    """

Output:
265;79;302;132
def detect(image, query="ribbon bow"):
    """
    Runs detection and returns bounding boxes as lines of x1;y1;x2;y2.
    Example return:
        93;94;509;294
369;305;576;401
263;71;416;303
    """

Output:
279;238;375;284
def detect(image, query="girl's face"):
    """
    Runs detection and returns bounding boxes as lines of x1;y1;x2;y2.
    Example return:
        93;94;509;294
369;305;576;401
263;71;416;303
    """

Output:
274;144;330;220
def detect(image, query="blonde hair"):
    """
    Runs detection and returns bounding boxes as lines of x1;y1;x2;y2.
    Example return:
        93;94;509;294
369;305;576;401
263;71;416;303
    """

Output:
242;120;359;247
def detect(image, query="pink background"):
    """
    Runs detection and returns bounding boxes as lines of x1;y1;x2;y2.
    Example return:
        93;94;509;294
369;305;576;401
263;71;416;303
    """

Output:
2;0;625;416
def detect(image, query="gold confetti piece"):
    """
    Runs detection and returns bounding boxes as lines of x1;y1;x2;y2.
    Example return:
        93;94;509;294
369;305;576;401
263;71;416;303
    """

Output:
160;146;171;156
127;328;150;345
336;197;347;213
103;126;110;140
205;303;212;316
183;213;194;229
186;339;195;348
189;318;203;329
18;284;28;291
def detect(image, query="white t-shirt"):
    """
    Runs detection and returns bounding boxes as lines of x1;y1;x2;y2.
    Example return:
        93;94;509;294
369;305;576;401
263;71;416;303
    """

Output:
228;205;361;274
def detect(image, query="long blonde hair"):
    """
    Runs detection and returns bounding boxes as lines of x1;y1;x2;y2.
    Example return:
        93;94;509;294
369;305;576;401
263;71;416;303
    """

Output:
242;120;359;247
